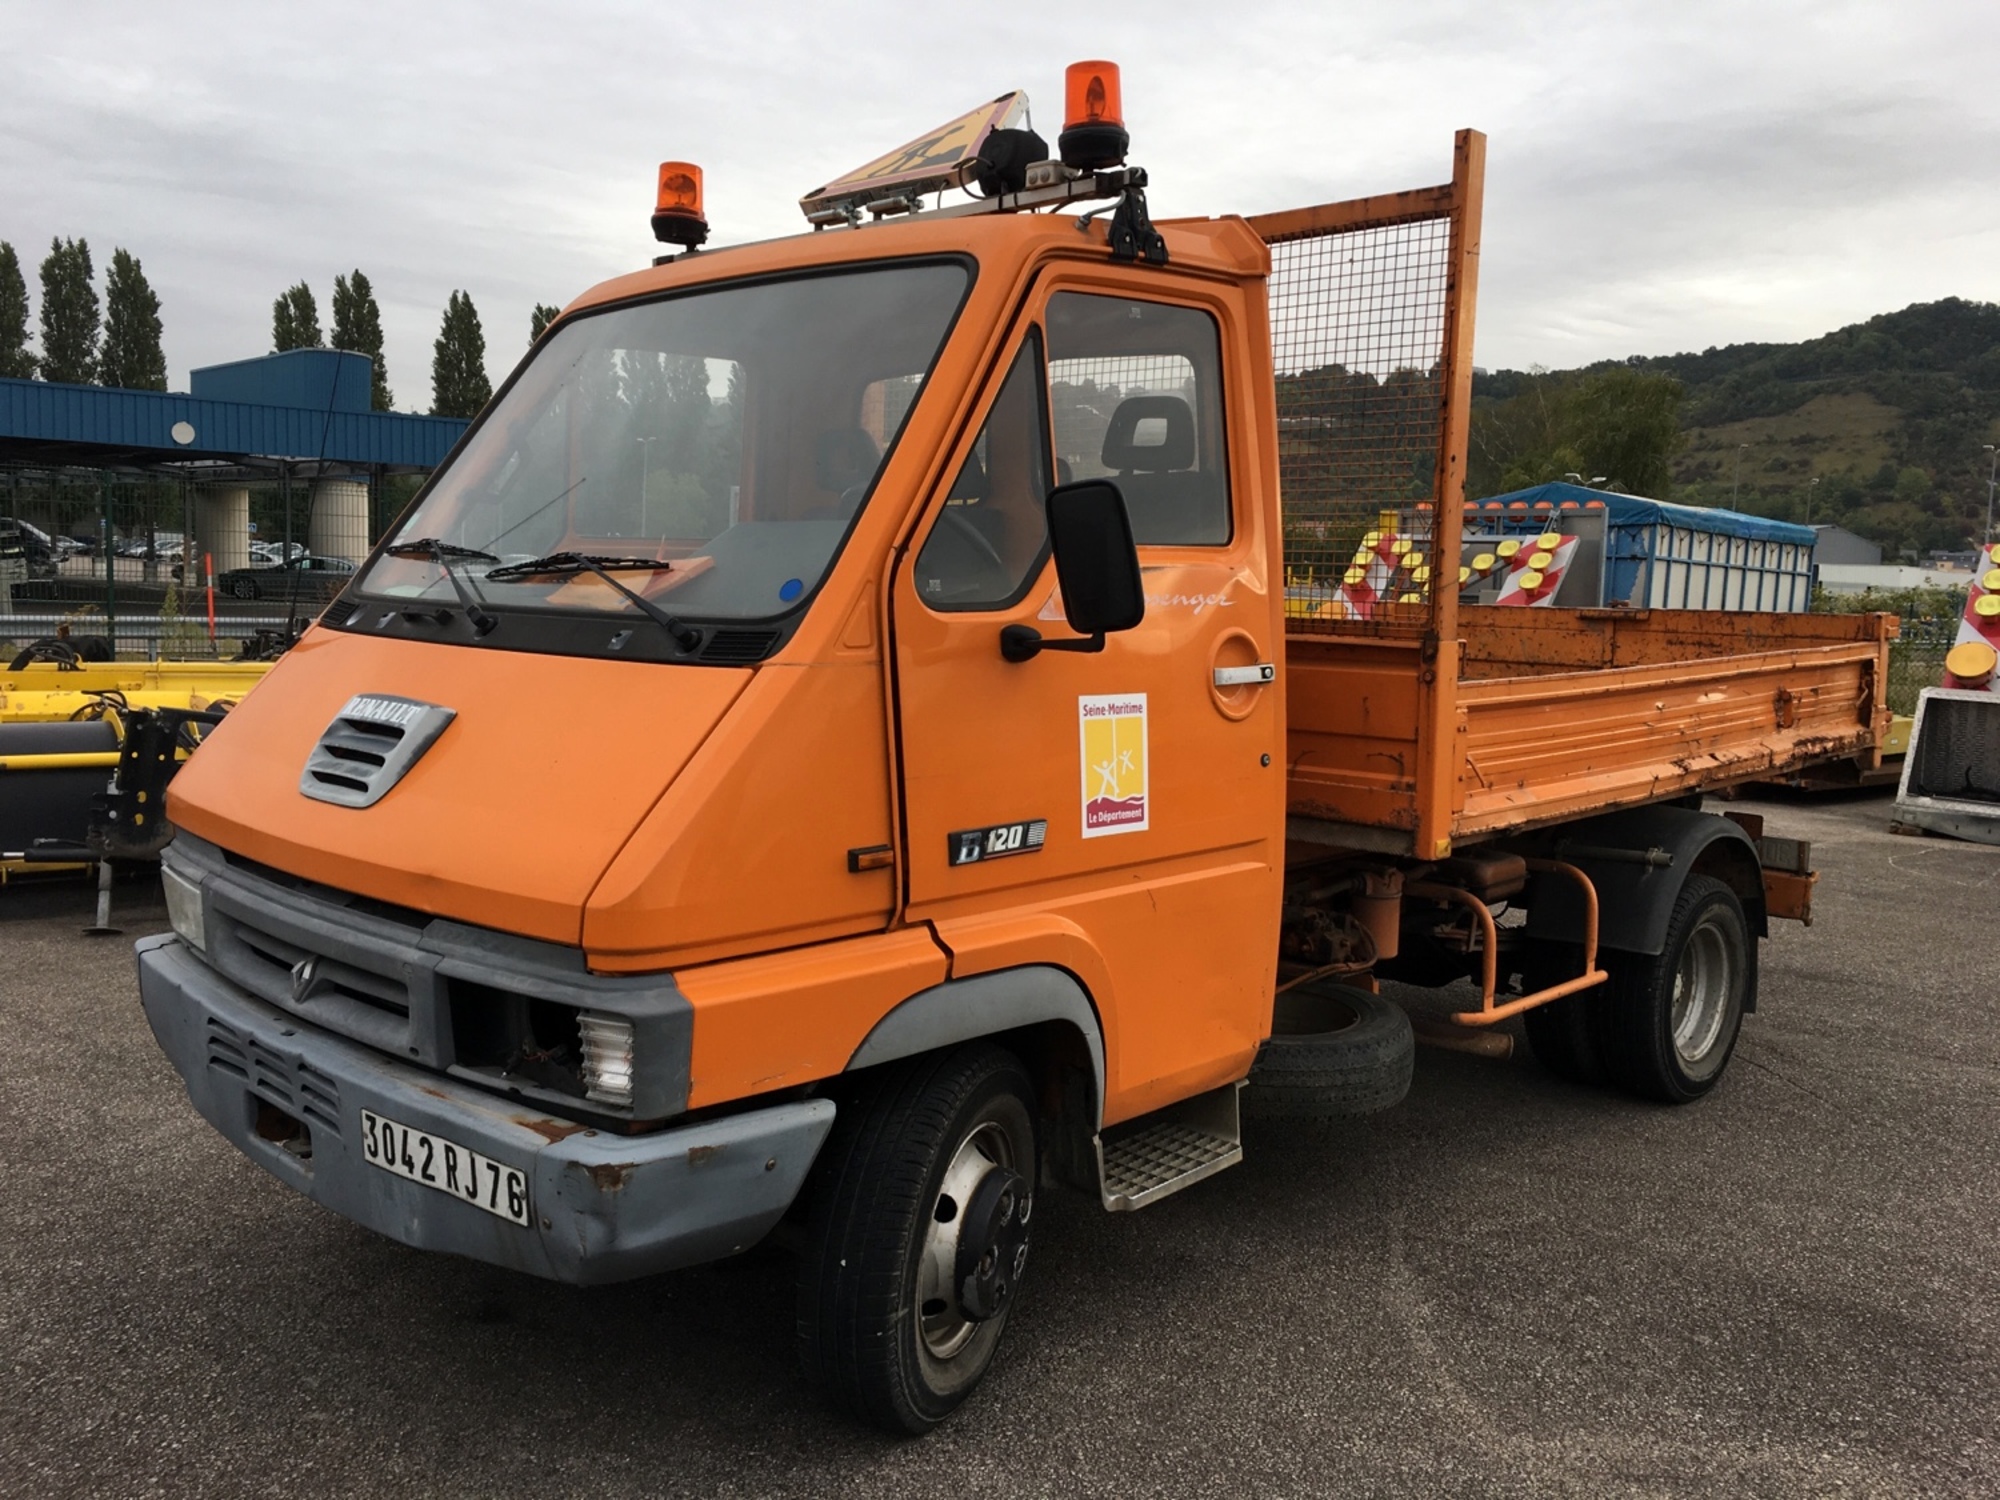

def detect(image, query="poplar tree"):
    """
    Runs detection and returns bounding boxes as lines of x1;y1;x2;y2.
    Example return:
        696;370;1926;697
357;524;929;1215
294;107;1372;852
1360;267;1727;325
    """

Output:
530;303;560;345
99;248;167;390
0;243;34;378
272;281;322;351
431;290;491;418
38;237;99;384
332;269;394;410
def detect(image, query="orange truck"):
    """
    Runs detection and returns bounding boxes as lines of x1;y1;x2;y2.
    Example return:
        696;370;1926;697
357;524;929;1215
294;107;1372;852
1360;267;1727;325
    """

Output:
138;68;1891;1433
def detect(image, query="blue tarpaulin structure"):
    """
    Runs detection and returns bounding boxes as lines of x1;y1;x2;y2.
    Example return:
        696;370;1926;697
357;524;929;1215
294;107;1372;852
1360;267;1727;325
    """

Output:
1471;483;1817;610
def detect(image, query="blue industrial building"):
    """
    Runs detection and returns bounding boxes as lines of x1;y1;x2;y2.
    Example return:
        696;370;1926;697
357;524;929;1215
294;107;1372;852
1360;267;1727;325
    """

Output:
0;349;467;471
0;351;472;652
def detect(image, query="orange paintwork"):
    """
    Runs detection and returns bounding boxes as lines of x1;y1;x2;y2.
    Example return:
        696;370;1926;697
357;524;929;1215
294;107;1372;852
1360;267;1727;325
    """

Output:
676;926;947;1110
167;629;751;944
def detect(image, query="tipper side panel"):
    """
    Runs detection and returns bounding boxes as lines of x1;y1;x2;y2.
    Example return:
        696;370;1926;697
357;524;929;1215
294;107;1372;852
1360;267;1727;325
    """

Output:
1255;130;1484;857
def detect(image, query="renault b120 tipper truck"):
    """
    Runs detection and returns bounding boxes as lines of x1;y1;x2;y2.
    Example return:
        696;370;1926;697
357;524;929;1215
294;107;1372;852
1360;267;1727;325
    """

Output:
139;68;1891;1433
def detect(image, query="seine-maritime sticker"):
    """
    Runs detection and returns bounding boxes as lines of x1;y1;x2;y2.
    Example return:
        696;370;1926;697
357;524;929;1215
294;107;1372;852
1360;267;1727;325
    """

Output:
1078;694;1148;838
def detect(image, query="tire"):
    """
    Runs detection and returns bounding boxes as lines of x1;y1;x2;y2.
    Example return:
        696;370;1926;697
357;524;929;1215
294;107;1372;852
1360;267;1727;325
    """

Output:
1595;874;1754;1104
231;577;259;600
1243;983;1414;1120
798;1044;1037;1435
1518;941;1606;1086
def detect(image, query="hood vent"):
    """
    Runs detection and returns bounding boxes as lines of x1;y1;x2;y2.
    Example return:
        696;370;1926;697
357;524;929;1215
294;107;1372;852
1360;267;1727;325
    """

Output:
300;694;457;809
699;629;780;664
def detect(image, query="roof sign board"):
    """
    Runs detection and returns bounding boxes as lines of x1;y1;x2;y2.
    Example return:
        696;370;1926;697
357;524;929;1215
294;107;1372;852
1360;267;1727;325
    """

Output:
800;90;1028;223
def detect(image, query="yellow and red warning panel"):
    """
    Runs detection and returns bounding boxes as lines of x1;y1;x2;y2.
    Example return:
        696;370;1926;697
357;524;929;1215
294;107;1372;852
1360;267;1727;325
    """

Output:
800;91;1028;222
1944;543;2000;692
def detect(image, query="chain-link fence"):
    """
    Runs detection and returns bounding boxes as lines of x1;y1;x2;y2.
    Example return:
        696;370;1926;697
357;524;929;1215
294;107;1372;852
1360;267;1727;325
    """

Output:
1267;218;1453;635
1888;622;1956;717
0;463;412;663
1251;136;1483;642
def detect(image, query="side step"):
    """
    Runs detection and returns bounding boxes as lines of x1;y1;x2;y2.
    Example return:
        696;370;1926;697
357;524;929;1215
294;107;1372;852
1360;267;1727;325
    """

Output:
1093;1082;1243;1212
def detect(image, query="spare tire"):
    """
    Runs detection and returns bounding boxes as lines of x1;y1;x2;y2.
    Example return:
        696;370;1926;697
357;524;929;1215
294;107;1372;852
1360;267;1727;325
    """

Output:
1244;983;1415;1120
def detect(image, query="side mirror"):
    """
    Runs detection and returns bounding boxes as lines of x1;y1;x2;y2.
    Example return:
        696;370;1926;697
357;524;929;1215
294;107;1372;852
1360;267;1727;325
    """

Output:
1000;480;1145;662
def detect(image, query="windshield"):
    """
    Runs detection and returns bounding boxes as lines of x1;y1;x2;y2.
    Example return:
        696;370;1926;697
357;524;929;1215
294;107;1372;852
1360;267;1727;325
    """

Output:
357;261;969;632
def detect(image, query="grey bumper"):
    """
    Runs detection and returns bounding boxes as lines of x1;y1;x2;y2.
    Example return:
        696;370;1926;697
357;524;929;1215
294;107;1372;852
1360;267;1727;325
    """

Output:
137;934;834;1285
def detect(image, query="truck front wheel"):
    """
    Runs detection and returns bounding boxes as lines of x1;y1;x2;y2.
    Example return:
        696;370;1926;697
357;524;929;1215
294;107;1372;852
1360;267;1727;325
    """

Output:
798;1043;1038;1434
1598;874;1753;1103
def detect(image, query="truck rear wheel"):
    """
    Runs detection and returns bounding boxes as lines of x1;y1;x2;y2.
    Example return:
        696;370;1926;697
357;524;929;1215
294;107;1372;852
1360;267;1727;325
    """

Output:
1243;983;1414;1120
798;1043;1037;1434
1597;874;1753;1104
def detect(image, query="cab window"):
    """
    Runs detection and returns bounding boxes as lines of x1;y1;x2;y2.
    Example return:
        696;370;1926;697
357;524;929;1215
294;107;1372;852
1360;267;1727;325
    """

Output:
1046;293;1231;545
912;333;1053;609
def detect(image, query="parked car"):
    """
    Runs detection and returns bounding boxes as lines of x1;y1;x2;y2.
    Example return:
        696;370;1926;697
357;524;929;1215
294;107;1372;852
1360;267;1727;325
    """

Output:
0;519;58;579
214;553;358;601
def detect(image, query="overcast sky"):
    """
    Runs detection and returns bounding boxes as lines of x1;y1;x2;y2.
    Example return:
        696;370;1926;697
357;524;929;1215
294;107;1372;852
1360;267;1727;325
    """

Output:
4;0;1996;407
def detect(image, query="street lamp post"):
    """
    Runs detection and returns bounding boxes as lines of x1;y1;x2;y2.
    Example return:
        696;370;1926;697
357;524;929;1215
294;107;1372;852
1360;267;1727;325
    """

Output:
1733;442;1749;507
1983;444;1997;550
1805;476;1821;526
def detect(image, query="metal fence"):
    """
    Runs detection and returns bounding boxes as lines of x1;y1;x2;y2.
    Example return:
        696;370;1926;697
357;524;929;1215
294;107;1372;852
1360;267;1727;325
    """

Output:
1250;131;1484;641
0;463;414;661
1888;624;1957;717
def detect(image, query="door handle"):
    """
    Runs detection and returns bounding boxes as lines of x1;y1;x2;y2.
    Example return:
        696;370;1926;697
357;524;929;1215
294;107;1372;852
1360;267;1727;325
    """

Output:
1213;663;1276;688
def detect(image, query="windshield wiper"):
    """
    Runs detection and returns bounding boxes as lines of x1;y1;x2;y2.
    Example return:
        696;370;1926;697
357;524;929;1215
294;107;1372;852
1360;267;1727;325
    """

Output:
483;552;701;652
384;538;500;635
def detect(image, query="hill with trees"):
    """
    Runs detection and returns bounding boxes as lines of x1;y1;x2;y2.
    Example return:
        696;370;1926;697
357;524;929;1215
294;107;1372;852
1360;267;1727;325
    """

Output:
1472;298;2000;558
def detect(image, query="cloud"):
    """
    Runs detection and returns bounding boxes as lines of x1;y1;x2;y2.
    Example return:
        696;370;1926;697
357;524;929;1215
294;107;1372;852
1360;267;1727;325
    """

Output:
2;0;1995;396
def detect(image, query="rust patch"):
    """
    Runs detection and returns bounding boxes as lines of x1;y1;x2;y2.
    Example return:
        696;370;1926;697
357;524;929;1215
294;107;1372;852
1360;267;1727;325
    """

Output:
686;1144;721;1167
584;1161;636;1192
517;1116;590;1144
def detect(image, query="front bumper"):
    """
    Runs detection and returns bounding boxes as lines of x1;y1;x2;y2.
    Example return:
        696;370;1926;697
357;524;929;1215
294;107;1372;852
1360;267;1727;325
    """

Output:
137;934;834;1285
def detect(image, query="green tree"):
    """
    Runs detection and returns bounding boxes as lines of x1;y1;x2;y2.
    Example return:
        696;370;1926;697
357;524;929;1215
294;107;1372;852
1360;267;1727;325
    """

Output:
0;242;34;378
37;236;99;384
99;248;167;390
331;270;394;410
530;303;560;345
272;281;322;351
431;289;491;418
1470;365;1684;498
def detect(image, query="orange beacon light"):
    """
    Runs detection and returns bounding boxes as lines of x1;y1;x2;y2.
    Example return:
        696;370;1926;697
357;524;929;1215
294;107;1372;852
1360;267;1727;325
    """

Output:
1060;61;1128;169
652;161;709;249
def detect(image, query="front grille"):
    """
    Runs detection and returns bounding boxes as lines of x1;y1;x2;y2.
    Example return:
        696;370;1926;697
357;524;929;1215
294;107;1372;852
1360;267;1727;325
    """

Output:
206;1017;343;1137
230;922;412;1021
205;890;430;1062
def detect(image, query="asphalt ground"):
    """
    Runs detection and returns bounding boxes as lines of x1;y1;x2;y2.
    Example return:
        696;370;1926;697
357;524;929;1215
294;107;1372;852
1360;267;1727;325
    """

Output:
2;792;1996;1498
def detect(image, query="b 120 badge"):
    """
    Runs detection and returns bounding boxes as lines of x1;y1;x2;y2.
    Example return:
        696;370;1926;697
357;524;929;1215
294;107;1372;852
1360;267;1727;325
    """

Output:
949;819;1049;866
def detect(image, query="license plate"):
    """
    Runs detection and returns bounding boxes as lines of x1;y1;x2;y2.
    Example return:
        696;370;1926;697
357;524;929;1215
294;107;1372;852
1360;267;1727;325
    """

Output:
360;1109;530;1227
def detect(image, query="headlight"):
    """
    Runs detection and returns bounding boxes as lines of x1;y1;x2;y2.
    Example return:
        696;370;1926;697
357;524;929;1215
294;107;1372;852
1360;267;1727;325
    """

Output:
161;864;205;952
577;1011;635;1107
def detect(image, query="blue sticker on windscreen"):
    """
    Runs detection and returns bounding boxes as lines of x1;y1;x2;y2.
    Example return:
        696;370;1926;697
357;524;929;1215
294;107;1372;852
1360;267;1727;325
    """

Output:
778;577;804;602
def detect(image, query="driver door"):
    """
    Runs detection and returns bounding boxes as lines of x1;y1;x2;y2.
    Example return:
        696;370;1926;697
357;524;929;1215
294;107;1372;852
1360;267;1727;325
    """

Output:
891;279;1284;1124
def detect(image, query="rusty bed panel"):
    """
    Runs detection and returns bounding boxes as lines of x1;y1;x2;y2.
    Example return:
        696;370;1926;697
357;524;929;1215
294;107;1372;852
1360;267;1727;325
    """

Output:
1454;639;1885;837
1458;608;1898;679
1285;610;1893;853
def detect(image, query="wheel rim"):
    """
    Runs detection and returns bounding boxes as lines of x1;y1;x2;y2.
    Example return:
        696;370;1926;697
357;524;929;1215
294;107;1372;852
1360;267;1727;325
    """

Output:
916;1119;1026;1362
1670;913;1734;1068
